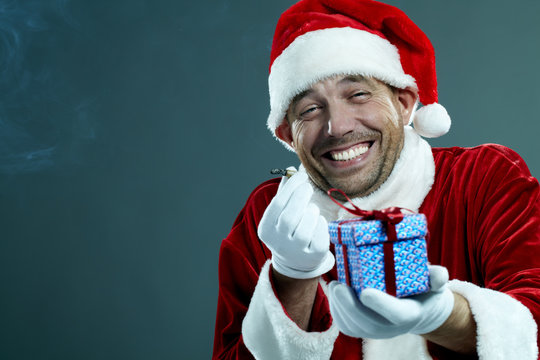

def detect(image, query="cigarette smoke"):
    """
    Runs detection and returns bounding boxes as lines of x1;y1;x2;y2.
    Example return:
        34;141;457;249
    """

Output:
0;0;95;174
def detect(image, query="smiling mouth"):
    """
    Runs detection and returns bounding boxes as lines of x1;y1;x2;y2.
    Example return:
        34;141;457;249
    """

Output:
324;142;373;162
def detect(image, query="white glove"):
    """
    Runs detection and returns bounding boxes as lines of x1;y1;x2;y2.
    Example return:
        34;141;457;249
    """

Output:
328;265;455;338
257;170;335;279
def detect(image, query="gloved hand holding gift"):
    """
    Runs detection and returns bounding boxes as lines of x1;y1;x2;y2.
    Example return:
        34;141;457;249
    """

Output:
326;189;454;339
328;265;454;338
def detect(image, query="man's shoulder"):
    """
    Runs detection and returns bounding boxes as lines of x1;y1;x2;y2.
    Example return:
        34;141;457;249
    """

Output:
423;144;538;216
228;178;280;230
246;178;280;206
433;143;520;158
432;144;532;184
220;178;280;258
432;144;531;173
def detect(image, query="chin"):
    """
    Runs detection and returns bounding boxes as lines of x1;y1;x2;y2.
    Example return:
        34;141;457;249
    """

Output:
311;175;372;200
327;167;383;198
304;156;386;199
334;183;374;199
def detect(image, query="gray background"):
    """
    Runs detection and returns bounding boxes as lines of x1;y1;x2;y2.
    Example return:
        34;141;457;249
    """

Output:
1;0;539;359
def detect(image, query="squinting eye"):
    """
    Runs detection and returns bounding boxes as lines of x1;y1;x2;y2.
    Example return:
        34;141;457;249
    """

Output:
353;92;368;97
300;106;319;117
350;91;371;103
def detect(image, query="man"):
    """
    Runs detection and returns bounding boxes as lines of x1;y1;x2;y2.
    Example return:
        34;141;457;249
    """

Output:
213;0;540;359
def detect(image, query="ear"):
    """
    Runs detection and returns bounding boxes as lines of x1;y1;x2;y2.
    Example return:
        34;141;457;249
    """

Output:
275;119;295;149
395;87;418;126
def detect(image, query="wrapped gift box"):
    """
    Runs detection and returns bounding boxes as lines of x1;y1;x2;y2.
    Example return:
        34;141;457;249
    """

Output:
329;213;430;299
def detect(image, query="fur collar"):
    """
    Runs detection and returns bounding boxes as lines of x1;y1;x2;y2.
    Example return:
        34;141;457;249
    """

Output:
301;126;435;221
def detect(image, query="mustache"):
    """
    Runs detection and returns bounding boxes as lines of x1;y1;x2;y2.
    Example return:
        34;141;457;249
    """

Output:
313;130;381;154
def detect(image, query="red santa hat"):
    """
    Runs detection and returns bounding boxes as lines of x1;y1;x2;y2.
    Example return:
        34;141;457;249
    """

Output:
267;0;451;146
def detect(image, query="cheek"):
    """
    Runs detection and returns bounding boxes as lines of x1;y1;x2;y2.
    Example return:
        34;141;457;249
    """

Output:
372;98;400;127
291;121;317;154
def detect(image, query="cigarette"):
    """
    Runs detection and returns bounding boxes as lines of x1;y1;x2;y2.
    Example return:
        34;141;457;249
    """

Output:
270;167;297;178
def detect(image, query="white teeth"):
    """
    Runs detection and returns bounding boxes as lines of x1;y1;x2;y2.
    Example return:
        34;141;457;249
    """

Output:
331;145;369;161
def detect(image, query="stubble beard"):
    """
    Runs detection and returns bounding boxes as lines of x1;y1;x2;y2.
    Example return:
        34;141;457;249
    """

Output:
300;124;404;200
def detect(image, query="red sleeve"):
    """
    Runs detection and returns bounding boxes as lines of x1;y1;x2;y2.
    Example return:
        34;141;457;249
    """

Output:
471;146;540;329
212;178;342;358
212;180;276;359
309;284;333;332
425;145;540;359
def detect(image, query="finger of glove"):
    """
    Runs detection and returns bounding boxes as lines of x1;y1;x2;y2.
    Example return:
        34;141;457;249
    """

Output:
360;288;420;325
291;202;321;242
410;287;455;335
276;183;313;235
329;291;369;337
307;214;330;254
259;173;311;233
428;265;449;292
275;170;309;202
276;166;299;192
329;282;393;336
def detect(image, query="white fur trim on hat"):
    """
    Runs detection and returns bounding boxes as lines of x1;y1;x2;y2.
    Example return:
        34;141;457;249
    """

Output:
267;27;417;144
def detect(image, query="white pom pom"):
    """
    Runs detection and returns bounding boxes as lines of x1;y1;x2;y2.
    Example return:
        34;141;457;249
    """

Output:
412;103;451;138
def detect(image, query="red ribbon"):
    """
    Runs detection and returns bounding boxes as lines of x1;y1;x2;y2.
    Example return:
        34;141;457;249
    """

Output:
328;188;407;297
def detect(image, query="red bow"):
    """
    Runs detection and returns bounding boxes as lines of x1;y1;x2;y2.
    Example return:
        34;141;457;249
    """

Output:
327;188;409;296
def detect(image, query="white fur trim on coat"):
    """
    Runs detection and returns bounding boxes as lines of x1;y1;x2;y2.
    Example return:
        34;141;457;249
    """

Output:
363;334;431;360
242;260;339;359
449;280;538;360
350;280;539;360
267;27;417;148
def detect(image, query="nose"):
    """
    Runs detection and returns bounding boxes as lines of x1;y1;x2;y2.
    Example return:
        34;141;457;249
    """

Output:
326;102;356;137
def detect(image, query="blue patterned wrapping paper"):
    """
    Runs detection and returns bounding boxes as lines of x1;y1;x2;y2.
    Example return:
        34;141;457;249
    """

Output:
329;213;430;299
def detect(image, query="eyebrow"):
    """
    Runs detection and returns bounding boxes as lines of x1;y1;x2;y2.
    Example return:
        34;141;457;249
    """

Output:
338;74;369;85
291;89;313;105
288;89;314;116
288;75;373;117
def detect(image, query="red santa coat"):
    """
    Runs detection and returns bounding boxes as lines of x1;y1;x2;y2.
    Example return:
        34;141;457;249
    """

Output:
213;144;540;359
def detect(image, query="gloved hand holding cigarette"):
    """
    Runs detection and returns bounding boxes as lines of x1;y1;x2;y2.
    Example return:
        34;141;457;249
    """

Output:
257;169;335;279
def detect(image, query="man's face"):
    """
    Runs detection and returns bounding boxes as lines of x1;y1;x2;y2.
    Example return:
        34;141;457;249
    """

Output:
277;75;414;198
